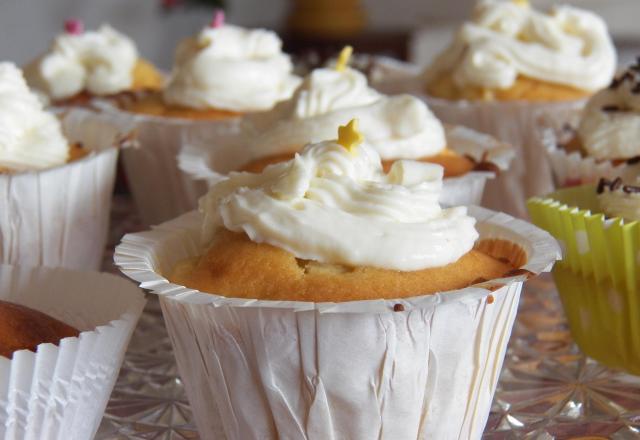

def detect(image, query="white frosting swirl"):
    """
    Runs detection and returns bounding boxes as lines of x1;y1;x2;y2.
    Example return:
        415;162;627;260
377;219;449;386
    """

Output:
245;66;446;160
426;0;616;92
0;63;69;171
200;138;478;271
163;25;301;112
598;178;640;221
578;67;640;160
25;25;137;100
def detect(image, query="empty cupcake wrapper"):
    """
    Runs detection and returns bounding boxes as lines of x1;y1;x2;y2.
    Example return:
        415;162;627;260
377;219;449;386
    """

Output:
114;206;559;440
90;100;242;226
372;60;587;218
0;264;146;440
0;108;125;270
528;185;640;374
178;124;514;207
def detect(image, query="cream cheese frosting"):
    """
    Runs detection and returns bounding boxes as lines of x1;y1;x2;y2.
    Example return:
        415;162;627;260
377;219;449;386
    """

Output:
597;177;640;221
200;120;478;271
244;65;446;160
163;24;301;112
0;63;69;171
578;63;640;160
425;0;616;92
24;24;138;100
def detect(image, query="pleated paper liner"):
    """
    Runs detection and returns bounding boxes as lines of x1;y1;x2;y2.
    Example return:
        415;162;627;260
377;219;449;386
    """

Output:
178;124;514;207
89;100;242;226
0;264;146;440
0;107;127;270
527;185;640;374
371;58;588;218
114;207;559;439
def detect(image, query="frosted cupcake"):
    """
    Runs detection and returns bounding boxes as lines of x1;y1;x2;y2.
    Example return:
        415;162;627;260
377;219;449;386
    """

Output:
95;14;301;226
180;47;513;206
376;0;616;217
0;62;123;269
545;60;640;186
24;20;163;106
528;177;640;374
120;12;301;120
117;120;560;439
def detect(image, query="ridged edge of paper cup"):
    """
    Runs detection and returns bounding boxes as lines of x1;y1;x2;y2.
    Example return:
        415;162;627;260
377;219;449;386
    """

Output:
0;264;146;440
114;206;560;314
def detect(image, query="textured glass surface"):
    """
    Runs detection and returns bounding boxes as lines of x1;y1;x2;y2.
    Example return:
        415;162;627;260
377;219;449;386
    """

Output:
95;196;640;439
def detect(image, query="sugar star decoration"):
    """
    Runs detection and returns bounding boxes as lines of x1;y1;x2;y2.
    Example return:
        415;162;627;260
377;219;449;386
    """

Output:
335;45;353;73
337;119;364;153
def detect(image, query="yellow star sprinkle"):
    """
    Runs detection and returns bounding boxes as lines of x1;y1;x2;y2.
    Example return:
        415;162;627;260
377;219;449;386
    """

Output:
337;119;364;153
335;45;353;72
512;0;529;6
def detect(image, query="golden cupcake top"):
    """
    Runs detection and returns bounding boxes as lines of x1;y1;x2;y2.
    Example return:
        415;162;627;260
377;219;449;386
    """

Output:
425;0;616;99
162;13;301;112
199;119;478;271
24;20;143;101
243;45;446;160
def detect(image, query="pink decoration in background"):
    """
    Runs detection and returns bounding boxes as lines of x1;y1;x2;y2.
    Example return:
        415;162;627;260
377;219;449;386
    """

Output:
64;19;84;35
210;10;225;28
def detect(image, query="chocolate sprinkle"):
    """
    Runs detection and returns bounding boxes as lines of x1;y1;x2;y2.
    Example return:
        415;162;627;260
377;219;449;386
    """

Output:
627;156;640;165
597;177;640;195
473;162;501;175
602;105;622;112
393;303;405;312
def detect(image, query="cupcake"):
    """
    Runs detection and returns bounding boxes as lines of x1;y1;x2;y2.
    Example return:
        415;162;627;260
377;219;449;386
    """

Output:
116;120;560;439
544;60;640;187
376;0;616;218
24;20;163;106
528;177;640;375
120;12;301;120
0;62;124;269
93;13;301;226
179;47;513;206
0;263;145;440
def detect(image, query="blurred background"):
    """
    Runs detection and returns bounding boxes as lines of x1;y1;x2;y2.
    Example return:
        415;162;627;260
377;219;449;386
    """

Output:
1;0;639;69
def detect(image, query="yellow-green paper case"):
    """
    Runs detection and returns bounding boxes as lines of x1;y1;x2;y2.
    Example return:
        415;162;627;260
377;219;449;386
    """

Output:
527;185;640;374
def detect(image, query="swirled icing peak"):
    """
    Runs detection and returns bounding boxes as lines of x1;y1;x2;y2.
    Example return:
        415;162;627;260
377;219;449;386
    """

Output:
0;63;69;171
245;52;446;160
24;24;138;100
200;120;478;271
163;24;301;112
578;61;640;160
426;0;616;92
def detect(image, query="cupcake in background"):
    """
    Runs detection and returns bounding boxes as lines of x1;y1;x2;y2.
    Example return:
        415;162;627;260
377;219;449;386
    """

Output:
375;0;616;218
528;177;640;375
179;47;513;207
117;120;559;439
544;60;640;187
121;11;301;120
0;62;124;270
24;20;164;106
92;12;301;226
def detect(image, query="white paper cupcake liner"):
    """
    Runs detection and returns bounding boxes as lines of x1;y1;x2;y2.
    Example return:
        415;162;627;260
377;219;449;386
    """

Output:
0;108;125;270
0;263;146;440
537;114;640;187
91;100;242;226
178;124;513;207
372;60;588;218
114;207;559;439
